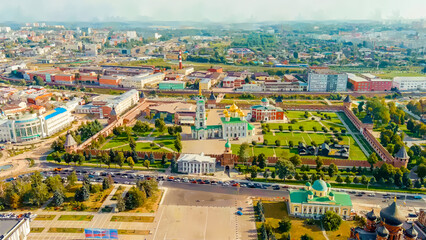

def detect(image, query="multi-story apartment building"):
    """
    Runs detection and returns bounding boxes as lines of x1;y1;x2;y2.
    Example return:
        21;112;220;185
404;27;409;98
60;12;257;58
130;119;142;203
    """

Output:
307;67;347;92
393;77;426;91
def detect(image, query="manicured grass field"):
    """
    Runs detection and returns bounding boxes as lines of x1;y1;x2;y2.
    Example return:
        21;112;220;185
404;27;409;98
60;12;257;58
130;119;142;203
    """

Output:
48;228;85;233
34;215;56;221
101;135;132;150
284;111;308;119
117;229;150;235
118;142;168;152
58;215;94;221
266;120;324;132
255;200;355;240
30;228;45;233
110;215;155;222
233;131;367;160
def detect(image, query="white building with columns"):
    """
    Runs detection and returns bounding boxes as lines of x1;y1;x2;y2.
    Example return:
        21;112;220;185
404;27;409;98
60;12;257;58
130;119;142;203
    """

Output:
177;153;216;174
289;179;352;219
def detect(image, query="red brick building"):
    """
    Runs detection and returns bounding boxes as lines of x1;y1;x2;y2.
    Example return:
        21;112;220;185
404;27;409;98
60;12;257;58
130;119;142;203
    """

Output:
250;98;286;122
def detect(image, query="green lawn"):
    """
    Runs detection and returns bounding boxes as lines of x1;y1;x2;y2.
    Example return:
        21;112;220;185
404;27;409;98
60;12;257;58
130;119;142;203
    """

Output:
117;142;169;152
101;136;131;150
110;215;155;222
48;228;85;233
233;131;368;161
117;229;150;235
58;215;94;221
30;228;45;233
284;111;309;119
34;215;56;221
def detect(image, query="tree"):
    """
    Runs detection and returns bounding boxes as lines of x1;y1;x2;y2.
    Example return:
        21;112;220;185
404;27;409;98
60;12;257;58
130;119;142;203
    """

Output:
239;142;250;168
34;76;44;86
53;190;64;207
75;185;90;202
289;154;302;167
415;163;426;180
275;159;295;182
127;157;135;169
323;211;342;231
67;171;78;188
275;140;281;146
143;160;150;169
258;153;266;169
271;171;276;179
315;157;323;171
251;168;258;179
30;183;50;206
336;175;343;183
345;176;352;184
368;153;379;170
9;193;20;209
161;154;167;165
358;101;365;112
174;138;182;152
102;177;111;190
116;152;125;168
263;171;269;180
328;163;338;177
129;137;136;151
279;217;292;232
125;186;146;210
301;234;313;240
116;194;125;212
155;118;166;132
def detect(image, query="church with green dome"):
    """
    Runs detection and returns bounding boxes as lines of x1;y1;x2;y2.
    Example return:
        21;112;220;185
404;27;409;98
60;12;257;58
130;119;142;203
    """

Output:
289;179;353;219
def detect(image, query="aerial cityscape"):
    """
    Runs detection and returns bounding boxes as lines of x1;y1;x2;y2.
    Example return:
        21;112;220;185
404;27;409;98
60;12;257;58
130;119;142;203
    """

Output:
0;0;425;239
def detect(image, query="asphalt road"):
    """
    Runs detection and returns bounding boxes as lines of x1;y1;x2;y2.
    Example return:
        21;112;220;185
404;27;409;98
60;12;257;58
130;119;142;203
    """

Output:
18;167;425;209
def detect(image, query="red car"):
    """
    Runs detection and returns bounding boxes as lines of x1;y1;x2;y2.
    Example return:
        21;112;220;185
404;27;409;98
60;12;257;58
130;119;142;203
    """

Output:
232;183;239;187
199;181;205;184
191;180;197;184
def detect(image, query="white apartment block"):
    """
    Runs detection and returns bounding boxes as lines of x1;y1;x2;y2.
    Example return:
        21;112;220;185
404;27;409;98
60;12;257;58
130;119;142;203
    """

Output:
122;73;165;89
393;77;426;91
109;89;139;116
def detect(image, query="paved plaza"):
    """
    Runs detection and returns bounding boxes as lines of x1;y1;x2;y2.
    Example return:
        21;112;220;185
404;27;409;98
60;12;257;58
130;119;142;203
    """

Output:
152;188;257;240
25;184;258;240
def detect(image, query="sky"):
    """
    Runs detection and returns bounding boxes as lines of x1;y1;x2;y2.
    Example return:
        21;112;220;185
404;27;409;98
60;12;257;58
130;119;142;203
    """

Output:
0;0;425;23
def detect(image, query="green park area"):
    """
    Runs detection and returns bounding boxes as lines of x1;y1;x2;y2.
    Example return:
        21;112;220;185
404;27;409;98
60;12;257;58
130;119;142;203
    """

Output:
45;183;114;212
255;200;356;240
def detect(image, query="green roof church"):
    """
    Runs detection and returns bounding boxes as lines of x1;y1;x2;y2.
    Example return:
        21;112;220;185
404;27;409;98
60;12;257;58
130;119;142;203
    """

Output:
289;179;353;219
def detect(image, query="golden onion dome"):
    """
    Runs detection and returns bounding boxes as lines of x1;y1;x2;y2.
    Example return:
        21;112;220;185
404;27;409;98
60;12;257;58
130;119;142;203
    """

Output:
229;103;238;112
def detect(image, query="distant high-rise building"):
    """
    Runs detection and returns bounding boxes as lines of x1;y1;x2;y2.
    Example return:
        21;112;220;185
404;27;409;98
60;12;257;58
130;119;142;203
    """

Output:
307;67;347;92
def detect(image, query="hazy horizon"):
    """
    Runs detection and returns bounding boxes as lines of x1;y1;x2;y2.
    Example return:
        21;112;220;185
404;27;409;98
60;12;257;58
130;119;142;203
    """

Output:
1;0;425;23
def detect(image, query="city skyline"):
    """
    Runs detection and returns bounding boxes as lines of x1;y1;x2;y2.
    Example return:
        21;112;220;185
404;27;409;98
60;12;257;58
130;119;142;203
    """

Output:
0;0;426;23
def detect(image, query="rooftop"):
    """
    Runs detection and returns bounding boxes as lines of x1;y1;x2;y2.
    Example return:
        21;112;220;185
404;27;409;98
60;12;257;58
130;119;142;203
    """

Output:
44;107;67;120
289;189;352;206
